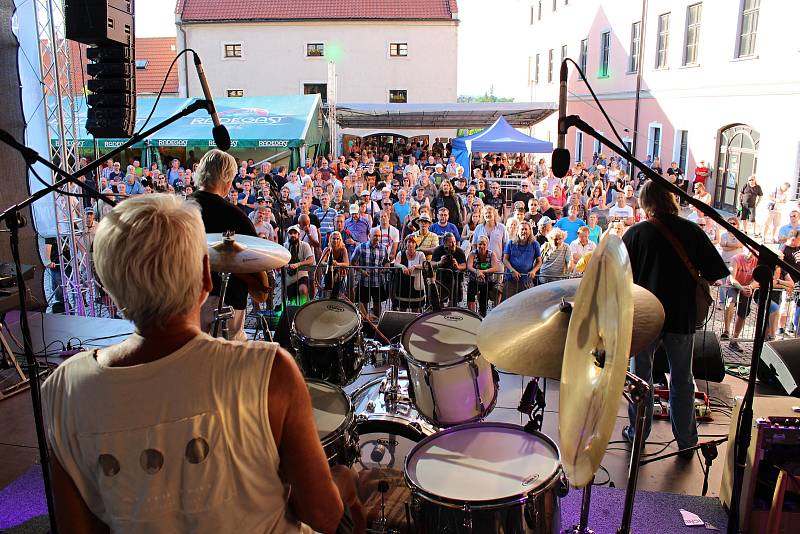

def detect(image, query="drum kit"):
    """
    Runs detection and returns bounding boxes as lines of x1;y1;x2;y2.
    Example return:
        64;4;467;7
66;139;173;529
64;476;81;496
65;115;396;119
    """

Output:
206;232;667;534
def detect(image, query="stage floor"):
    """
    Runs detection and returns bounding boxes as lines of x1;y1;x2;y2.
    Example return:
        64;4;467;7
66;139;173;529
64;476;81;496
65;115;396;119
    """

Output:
0;309;751;532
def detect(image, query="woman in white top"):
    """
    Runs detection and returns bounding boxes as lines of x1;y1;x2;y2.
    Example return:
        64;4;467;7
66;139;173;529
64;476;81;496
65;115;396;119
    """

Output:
392;235;426;311
471;205;507;265
42;194;364;534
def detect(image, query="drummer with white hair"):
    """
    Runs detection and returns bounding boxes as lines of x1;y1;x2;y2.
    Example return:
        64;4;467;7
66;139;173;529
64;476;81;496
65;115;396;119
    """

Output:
41;194;365;534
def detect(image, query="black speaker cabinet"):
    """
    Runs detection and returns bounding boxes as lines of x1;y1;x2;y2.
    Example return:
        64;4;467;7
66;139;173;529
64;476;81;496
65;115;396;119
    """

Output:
272;305;301;355
376;310;419;342
759;339;800;397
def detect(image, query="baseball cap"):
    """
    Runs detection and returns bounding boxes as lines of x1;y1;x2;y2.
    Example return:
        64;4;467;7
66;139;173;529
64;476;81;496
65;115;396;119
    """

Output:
418;214;432;223
360;190;370;196
538;216;553;227
287;225;300;234
84;207;94;214
256;195;266;202
349;203;360;214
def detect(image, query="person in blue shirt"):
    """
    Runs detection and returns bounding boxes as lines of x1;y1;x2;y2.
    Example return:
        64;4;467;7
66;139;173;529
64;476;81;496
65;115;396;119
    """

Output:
236;180;257;215
393;188;411;225
430;207;461;242
503;221;542;298
343;203;371;254
554;205;586;244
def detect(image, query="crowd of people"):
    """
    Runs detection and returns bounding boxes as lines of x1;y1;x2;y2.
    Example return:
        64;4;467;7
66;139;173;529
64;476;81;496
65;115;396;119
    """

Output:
70;147;800;328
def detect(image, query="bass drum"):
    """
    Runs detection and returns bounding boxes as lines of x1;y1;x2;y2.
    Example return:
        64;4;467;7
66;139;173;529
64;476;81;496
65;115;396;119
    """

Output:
351;374;437;532
292;299;365;386
306;379;356;466
405;423;565;534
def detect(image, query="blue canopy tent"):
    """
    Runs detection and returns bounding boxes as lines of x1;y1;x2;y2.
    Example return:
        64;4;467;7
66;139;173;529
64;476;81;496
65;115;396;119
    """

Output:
451;116;553;174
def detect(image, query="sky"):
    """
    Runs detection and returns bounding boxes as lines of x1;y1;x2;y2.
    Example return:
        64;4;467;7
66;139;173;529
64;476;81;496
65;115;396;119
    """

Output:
135;0;518;98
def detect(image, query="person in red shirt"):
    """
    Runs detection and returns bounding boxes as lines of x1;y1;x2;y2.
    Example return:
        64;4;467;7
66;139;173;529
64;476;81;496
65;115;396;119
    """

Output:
694;159;710;186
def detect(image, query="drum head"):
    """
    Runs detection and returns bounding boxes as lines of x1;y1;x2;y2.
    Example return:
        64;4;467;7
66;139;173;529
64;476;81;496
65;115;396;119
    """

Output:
402;309;481;364
306;380;350;441
356;420;425;471
405;423;560;504
294;300;359;341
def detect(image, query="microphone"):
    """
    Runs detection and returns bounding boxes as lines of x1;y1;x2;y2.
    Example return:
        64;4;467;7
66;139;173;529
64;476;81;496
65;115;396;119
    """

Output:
551;59;571;178
193;53;231;151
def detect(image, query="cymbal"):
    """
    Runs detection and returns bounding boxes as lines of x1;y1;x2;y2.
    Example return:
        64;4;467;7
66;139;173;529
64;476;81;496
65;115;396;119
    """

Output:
559;234;634;488
476;279;663;379
206;233;291;273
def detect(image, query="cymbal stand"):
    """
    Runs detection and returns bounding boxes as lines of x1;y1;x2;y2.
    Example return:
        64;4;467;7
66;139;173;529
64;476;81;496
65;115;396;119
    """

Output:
564;477;595;534
617;372;650;534
211;272;233;339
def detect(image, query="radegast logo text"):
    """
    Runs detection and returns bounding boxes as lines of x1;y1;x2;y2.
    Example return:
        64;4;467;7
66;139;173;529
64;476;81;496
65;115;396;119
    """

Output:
258;140;288;147
208;140;239;148
190;107;286;126
158;139;188;146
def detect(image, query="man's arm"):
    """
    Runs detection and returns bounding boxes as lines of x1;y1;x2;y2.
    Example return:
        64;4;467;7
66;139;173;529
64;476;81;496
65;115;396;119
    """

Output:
50;452;109;533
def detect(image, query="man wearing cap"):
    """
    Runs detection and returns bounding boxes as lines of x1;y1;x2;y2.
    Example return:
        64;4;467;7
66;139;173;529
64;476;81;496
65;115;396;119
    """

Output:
412;173;438;202
432;164;447;187
284;226;315;303
512;181;535;206
344;203;371;254
358;189;379;222
413;214;440;259
536;216;554;247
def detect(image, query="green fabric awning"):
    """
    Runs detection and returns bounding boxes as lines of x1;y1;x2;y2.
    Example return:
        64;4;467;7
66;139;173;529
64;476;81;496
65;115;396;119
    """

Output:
50;94;325;151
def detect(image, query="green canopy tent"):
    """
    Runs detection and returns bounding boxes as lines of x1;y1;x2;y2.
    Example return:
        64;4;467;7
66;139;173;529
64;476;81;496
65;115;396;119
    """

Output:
146;94;326;170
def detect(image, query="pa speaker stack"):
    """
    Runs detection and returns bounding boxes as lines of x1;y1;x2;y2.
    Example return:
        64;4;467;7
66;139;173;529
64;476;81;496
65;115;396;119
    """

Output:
65;0;136;138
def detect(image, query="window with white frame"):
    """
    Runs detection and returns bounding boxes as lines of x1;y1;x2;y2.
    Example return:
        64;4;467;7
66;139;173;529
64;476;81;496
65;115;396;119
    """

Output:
629;22;641;72
648;124;663;159
737;0;760;58
223;43;242;58
575;131;584;162
579;39;588;74
135;59;148;69
227;89;244;97
599;31;610;77
535;53;540;84
684;3;702;65
655;13;670;68
675;130;689;172
389;89;408;103
548;49;554;82
306;43;324;57
390;43;408;57
593;135;603;159
538;0;542;21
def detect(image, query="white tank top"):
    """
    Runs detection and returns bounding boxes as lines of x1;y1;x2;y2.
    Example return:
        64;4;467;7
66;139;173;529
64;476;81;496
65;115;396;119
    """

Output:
42;334;312;534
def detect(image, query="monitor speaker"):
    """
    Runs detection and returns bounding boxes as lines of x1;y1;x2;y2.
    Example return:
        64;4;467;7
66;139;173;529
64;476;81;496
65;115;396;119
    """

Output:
759;339;800;397
376;310;419;342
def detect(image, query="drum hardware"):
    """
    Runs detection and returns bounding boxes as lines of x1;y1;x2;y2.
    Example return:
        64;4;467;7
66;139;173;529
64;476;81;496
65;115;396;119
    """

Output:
364;480;398;534
563;480;595;534
519;377;547;433
211;271;234;338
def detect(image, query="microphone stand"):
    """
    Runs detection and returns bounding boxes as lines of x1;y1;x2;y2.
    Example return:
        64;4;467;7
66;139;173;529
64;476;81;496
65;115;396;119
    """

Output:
558;114;799;534
0;98;219;533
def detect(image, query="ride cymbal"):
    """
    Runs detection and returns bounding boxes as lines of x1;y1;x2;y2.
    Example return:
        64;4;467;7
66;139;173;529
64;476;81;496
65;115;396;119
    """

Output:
476;279;663;378
559;234;633;488
206;233;291;273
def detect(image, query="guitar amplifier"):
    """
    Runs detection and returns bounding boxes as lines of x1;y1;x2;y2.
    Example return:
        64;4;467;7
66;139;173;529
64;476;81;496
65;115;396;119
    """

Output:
720;395;800;533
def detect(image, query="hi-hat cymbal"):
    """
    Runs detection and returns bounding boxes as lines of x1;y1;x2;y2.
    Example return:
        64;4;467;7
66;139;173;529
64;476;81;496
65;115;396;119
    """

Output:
207;233;291;273
476;279;663;379
560;234;634;488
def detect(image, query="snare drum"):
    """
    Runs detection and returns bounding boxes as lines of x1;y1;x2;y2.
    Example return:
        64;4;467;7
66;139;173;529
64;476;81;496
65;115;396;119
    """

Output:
402;308;498;426
405;423;564;534
292;299;365;386
307;379;357;466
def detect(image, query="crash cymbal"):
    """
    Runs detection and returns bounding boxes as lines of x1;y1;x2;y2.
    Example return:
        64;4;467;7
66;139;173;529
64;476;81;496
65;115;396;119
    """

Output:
560;234;634;488
476;278;663;378
206;233;291;273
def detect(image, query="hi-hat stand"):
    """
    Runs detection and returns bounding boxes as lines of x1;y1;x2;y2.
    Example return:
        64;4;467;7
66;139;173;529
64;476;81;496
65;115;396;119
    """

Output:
0;98;219;532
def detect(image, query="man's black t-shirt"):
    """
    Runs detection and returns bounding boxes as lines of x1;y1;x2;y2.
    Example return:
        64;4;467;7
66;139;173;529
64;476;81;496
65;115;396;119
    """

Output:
622;213;728;334
740;184;763;208
512;191;535;206
781;244;800;283
192;190;257;310
432;245;467;289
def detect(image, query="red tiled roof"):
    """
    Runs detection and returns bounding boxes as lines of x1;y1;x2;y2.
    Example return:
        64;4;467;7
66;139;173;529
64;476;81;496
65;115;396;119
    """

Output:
176;0;459;22
67;37;179;96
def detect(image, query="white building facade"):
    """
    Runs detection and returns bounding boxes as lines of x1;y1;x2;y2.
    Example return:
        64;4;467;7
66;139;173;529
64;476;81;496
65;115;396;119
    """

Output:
175;0;460;150
519;0;800;212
